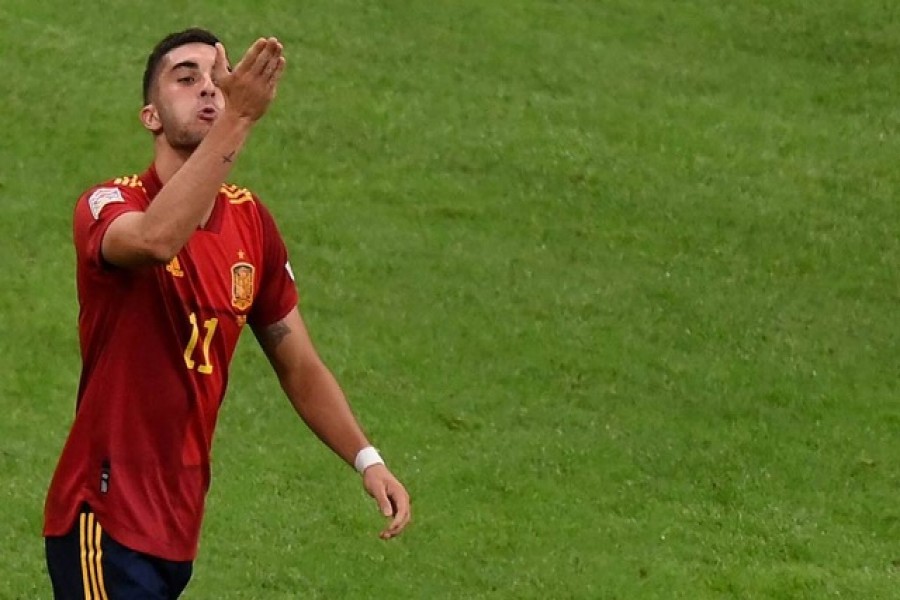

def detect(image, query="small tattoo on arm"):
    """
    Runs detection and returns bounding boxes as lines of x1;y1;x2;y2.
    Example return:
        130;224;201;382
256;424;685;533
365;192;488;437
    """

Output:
262;319;291;350
222;151;236;164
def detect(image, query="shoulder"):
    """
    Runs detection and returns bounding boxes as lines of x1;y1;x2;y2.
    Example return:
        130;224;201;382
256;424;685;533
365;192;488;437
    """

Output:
220;182;257;206
76;174;146;219
81;174;146;197
220;182;279;223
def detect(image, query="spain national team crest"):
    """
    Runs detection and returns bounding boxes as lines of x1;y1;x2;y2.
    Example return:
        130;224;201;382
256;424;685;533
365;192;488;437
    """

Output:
231;262;255;311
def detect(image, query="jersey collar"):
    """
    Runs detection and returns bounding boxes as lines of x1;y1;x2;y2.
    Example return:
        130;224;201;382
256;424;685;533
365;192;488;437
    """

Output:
139;164;163;200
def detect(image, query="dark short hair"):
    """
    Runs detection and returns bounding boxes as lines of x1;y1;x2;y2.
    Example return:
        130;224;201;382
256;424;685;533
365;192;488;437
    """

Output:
142;28;220;104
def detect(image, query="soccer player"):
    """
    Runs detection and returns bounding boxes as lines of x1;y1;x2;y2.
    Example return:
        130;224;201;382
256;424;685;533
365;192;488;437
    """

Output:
43;28;411;599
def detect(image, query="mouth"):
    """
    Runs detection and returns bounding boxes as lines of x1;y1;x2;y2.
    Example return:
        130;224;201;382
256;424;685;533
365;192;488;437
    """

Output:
198;106;218;123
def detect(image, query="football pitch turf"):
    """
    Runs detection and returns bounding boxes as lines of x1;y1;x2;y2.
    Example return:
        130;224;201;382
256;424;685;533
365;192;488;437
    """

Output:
2;0;899;597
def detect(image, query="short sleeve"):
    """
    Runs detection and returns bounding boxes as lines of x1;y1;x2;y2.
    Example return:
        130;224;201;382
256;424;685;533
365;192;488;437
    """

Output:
73;185;145;268
248;202;299;328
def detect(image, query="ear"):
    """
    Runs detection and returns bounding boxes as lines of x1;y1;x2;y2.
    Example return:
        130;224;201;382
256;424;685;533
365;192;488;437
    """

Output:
140;104;162;133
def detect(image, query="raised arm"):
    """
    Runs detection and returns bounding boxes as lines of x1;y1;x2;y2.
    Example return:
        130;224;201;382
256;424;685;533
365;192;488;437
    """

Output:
254;307;411;539
102;38;286;267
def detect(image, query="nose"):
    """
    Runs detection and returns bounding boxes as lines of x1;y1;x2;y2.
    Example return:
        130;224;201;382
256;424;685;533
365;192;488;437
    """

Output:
200;73;217;98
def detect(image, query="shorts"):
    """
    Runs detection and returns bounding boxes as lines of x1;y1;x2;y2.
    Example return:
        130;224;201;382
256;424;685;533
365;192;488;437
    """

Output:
45;505;193;600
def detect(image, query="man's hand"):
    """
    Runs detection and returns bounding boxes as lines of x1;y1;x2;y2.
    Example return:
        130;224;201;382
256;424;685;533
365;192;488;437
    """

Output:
362;464;411;540
213;37;286;121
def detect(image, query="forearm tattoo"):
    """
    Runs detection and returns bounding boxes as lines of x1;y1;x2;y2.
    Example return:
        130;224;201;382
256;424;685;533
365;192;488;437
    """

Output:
222;150;236;164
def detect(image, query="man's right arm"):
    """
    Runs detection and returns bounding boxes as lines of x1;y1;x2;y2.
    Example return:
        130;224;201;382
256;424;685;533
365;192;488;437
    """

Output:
101;111;253;267
101;38;286;268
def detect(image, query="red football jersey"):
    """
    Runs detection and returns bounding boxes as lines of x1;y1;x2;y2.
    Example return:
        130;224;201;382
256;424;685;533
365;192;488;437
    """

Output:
44;165;299;561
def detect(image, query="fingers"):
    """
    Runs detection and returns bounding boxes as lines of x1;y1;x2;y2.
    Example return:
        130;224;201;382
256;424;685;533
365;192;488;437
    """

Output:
255;39;284;76
218;36;285;120
373;485;393;517
363;466;412;540
236;38;283;88
232;38;268;77
212;43;231;85
264;55;286;82
269;56;286;85
379;483;411;540
241;37;282;78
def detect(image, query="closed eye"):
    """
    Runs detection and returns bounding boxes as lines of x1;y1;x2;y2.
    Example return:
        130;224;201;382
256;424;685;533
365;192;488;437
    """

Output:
178;76;196;84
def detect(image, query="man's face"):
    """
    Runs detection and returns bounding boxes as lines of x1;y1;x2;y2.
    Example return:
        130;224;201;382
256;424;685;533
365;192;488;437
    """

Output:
147;43;224;150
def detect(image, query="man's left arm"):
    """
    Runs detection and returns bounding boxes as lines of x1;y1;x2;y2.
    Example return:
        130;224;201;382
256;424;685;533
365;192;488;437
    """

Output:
253;307;411;539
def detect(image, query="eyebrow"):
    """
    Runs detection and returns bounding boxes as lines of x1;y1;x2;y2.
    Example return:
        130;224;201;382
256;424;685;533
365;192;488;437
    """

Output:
170;60;200;72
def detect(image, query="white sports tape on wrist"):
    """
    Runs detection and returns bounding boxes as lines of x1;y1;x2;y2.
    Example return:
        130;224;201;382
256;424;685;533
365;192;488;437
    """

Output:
354;446;385;474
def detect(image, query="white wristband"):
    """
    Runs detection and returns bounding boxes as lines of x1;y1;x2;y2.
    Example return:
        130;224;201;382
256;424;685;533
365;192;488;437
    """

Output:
354;445;385;474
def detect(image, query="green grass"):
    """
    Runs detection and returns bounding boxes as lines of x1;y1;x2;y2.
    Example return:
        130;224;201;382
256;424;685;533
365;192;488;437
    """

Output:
2;0;900;597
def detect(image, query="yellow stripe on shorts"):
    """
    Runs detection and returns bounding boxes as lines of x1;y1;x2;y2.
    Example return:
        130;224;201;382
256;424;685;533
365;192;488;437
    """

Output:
94;518;109;600
79;512;109;600
79;514;91;599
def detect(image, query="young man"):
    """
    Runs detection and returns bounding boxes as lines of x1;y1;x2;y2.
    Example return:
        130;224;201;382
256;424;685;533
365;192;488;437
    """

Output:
43;28;410;599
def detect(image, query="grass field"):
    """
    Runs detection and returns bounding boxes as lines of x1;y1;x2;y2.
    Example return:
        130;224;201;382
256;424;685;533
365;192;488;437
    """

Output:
2;0;900;597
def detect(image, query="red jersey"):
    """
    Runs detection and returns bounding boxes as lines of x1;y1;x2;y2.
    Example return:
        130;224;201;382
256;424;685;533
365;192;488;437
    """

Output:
44;165;298;561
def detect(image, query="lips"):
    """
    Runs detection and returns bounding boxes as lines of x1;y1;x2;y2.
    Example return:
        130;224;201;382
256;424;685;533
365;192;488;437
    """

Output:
198;106;218;122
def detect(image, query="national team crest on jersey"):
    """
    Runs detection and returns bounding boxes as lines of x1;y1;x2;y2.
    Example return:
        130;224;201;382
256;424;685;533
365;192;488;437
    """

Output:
231;262;255;311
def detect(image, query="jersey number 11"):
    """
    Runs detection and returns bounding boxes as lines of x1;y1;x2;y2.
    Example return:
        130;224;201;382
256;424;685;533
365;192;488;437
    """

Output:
184;312;219;375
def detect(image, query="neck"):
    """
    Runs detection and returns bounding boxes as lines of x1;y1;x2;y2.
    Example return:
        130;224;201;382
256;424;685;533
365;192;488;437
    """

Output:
152;136;193;185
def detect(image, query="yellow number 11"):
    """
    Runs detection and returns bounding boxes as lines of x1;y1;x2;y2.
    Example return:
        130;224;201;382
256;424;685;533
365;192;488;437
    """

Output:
184;312;219;375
